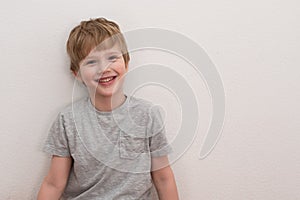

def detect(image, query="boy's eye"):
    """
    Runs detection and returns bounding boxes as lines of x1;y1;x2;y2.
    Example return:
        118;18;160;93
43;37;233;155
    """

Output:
86;60;97;65
108;55;120;61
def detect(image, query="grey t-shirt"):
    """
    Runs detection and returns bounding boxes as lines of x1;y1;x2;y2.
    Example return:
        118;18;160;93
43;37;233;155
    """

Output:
42;95;173;200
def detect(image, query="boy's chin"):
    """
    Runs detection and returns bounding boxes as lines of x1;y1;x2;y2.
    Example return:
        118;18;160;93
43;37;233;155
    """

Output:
91;90;121;99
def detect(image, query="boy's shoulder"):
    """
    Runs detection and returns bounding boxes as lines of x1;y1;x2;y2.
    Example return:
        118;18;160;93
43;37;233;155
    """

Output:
57;96;89;116
129;95;153;107
128;95;158;113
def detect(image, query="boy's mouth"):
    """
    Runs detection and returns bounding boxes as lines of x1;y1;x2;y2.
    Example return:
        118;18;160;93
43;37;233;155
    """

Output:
97;76;117;84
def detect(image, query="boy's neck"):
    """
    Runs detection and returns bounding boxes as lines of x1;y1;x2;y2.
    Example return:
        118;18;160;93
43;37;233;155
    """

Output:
90;92;127;112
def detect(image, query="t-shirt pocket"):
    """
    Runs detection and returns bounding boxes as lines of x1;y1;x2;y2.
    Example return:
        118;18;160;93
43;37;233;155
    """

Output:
119;130;149;159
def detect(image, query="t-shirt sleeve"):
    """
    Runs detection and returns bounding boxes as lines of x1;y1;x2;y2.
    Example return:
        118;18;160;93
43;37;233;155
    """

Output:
148;106;173;157
42;112;71;157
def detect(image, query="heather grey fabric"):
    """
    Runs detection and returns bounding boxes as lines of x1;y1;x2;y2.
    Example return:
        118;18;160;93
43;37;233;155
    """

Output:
42;95;173;200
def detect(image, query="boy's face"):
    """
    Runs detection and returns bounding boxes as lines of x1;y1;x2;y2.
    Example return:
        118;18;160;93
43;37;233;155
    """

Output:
75;43;128;98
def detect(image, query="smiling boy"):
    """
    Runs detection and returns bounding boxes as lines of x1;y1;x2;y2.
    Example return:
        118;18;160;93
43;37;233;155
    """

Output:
37;17;179;200
74;37;129;111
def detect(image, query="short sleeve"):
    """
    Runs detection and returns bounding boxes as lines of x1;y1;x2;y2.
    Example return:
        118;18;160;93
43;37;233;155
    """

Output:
42;112;71;157
148;106;173;157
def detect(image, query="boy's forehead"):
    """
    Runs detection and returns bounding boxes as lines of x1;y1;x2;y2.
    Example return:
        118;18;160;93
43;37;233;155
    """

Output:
86;44;122;58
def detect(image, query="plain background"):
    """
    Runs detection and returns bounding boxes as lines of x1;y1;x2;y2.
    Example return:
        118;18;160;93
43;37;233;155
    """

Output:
0;0;299;199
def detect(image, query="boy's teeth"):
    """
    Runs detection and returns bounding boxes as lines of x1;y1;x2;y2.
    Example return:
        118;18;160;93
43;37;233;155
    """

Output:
99;77;114;83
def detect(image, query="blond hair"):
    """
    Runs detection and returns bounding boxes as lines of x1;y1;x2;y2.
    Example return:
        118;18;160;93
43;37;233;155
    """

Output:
66;17;130;74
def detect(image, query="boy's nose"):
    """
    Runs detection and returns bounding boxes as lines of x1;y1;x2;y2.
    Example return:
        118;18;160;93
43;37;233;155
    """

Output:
96;61;111;73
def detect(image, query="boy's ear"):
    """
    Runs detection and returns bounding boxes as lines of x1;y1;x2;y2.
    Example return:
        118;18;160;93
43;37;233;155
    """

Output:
72;70;82;82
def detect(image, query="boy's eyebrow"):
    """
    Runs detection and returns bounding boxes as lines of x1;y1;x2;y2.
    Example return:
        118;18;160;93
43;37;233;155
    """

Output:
84;56;98;60
105;51;122;55
85;51;122;59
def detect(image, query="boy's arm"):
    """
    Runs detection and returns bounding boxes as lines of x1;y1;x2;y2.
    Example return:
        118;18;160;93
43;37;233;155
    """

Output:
37;155;73;200
151;156;179;200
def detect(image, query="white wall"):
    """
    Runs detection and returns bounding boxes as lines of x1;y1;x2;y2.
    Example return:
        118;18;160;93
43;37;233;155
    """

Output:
0;0;299;199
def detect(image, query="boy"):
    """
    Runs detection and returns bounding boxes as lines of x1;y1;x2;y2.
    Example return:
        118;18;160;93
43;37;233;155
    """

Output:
37;17;179;200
